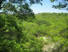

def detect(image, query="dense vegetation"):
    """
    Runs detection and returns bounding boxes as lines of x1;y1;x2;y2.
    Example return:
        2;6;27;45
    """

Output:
35;13;68;52
0;13;68;52
0;0;68;52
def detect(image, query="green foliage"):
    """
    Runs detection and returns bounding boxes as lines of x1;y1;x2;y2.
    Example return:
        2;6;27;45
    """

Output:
1;0;68;10
0;14;44;52
2;2;35;20
0;0;68;52
0;12;68;52
51;0;55;2
35;13;68;52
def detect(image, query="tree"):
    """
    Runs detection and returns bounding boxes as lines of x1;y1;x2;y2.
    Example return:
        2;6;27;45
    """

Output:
1;0;41;20
2;2;35;20
0;0;42;9
0;10;43;52
51;0;68;9
0;0;43;52
0;0;3;9
1;0;68;10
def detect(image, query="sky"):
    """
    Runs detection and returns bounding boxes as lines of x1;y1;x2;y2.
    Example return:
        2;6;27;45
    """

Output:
30;0;68;14
0;0;68;14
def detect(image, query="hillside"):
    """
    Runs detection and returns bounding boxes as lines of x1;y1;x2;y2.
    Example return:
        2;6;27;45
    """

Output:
0;13;68;52
23;13;68;52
